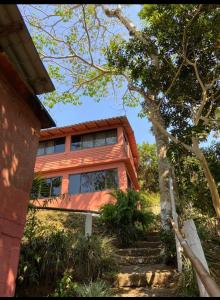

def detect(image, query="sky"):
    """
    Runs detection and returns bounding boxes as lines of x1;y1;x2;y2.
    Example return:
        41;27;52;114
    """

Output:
20;4;155;145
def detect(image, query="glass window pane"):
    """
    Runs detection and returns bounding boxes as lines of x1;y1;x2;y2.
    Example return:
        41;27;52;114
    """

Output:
54;138;65;153
106;129;117;145
93;171;105;191
51;177;62;196
82;134;93;149
94;132;106;147
69;174;81;194
81;172;94;193
37;142;45;156
45;140;54;154
71;136;81;151
40;178;51;198
106;169;118;189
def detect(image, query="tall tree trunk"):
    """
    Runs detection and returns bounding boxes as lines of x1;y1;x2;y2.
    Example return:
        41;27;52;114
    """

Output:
192;139;220;217
144;97;173;230
153;122;172;230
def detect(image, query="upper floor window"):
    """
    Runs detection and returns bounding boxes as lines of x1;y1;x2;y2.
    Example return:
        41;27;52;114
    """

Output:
30;176;62;199
71;129;117;151
37;137;65;156
69;168;118;195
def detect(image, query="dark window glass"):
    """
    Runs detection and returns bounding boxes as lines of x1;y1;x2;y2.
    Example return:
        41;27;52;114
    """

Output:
94;132;106;147
82;134;94;148
81;172;94;193
54;137;65;153
40;178;51;198
69;174;81;195
71;136;81;151
37;138;65;156
93;171;106;191
45;140;54;155
71;129;117;151
69;169;118;195
51;177;62;196
106;129;117;145
31;176;62;198
37;142;45;156
106;169;118;189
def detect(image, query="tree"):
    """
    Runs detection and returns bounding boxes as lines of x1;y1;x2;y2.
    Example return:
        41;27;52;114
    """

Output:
21;4;219;228
138;142;159;193
168;142;220;217
107;4;220;217
21;4;174;230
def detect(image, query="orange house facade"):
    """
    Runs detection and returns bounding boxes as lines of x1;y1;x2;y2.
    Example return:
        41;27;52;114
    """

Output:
33;116;139;212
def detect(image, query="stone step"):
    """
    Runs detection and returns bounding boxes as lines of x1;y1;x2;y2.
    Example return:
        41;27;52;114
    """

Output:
143;235;161;242
133;241;161;248
116;247;161;257
114;264;176;288
113;286;178;297
114;254;162;265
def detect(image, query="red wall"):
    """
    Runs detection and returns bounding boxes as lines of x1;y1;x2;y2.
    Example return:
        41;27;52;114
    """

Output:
0;72;41;296
33;162;128;212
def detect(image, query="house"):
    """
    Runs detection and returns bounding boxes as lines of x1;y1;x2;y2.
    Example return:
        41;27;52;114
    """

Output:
33;116;139;212
0;5;55;296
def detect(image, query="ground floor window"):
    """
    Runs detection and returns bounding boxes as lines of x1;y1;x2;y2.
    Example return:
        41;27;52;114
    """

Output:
31;176;62;199
69;168;118;195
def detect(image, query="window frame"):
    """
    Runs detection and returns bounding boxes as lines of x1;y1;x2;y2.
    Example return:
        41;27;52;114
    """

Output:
37;137;66;156
68;168;118;195
31;176;62;199
71;128;118;151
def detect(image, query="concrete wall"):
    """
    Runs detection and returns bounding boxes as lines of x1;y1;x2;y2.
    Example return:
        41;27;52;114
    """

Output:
0;72;41;296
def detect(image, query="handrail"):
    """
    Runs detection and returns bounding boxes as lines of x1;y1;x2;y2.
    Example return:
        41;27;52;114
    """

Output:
169;218;220;297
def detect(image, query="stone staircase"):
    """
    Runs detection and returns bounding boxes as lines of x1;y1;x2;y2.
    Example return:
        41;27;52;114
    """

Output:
113;232;179;297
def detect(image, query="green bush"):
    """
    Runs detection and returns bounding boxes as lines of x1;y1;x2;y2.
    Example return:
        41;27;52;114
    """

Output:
52;274;113;297
75;280;113;297
100;189;155;246
177;256;199;297
160;228;177;266
72;234;117;282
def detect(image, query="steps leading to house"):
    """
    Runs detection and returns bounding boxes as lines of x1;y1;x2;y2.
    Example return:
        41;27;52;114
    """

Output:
113;231;179;297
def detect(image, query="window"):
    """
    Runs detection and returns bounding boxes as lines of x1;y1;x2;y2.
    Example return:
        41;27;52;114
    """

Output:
69;169;118;195
71;129;117;151
37;137;65;156
30;176;62;199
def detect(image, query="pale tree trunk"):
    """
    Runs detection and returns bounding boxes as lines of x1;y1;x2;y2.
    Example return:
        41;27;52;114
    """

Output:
192;139;220;217
144;98;173;230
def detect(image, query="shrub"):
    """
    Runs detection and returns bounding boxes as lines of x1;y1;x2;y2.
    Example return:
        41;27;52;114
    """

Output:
100;189;155;246
52;275;113;297
72;234;117;282
177;256;199;297
75;280;113;297
160;228;177;266
52;271;79;297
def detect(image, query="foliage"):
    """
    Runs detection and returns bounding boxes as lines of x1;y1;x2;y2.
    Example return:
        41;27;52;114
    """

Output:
160;227;177;266
52;271;78;297
168;142;220;216
137;142;159;193
100;189;155;246
16;208;116;296
74;280;113;297
52;274;113;297
177;256;199;297
72;234;117;282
